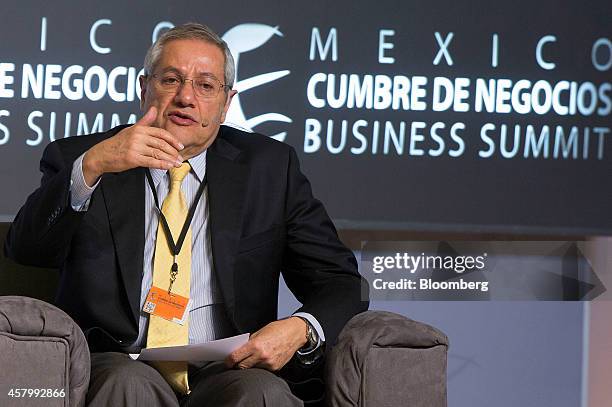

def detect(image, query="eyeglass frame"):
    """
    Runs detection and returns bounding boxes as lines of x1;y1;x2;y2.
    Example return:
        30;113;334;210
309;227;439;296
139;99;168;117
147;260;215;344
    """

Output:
145;72;230;99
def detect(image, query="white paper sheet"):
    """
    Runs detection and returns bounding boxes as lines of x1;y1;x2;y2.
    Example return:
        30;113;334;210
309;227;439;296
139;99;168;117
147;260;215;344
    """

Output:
129;333;249;362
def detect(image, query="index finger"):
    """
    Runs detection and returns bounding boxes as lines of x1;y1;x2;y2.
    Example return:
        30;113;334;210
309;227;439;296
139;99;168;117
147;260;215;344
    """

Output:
137;106;157;126
225;343;253;367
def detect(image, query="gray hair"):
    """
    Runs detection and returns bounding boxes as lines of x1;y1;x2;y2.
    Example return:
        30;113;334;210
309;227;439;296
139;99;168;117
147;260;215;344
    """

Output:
143;23;235;89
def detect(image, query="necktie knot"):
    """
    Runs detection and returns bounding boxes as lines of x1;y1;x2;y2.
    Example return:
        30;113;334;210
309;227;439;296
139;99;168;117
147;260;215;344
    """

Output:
169;162;191;190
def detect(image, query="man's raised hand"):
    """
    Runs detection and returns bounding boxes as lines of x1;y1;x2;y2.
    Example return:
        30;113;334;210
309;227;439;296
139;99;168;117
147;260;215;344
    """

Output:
82;107;185;186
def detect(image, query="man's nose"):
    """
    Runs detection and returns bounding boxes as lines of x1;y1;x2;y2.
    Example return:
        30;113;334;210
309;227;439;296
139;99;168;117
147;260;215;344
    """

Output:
173;79;196;106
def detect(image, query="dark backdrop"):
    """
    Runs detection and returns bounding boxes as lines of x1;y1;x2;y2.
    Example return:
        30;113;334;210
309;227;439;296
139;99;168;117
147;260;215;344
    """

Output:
0;0;610;234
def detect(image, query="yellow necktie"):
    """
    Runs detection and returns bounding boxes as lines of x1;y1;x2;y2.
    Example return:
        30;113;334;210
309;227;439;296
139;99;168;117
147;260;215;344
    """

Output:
147;163;192;395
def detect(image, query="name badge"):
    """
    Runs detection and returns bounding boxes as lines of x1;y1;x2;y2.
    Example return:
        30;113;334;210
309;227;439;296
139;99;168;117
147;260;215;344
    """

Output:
143;286;190;325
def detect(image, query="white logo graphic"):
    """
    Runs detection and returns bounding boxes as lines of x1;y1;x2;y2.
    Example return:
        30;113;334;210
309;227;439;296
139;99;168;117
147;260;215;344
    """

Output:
222;24;292;141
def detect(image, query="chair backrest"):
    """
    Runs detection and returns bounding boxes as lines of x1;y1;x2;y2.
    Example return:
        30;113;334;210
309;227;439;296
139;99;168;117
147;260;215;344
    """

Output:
0;222;59;302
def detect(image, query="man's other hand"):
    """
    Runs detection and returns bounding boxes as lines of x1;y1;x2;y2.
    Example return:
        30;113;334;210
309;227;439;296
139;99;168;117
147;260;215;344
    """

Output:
225;317;308;371
81;106;185;186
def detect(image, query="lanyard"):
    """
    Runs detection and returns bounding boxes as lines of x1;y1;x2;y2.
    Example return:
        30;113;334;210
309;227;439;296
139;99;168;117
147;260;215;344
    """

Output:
145;167;207;293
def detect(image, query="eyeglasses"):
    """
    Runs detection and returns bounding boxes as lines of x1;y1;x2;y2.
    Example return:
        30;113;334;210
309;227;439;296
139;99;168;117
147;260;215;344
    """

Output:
147;73;229;98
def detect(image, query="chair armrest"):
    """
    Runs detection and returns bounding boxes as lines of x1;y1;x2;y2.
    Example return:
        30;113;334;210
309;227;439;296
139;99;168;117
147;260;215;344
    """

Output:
0;296;90;407
325;310;448;407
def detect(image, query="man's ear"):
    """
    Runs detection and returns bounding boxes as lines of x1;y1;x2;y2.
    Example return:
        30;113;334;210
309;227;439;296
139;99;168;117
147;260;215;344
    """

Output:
220;89;237;122
139;75;147;111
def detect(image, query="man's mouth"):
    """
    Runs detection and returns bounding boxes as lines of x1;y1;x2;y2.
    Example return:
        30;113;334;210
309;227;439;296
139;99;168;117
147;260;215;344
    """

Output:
168;111;198;126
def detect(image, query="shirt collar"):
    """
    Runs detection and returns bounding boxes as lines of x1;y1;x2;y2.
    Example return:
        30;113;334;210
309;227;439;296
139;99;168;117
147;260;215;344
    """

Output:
149;149;207;187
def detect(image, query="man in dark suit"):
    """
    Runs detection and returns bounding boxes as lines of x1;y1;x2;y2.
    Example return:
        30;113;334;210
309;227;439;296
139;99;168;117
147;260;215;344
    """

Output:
4;23;368;406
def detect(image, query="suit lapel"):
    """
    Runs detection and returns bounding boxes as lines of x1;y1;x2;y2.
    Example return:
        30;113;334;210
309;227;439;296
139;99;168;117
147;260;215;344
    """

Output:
207;130;248;321
101;166;145;329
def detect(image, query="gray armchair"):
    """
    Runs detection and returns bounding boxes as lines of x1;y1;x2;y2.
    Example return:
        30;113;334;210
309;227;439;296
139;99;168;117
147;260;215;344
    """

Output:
326;311;448;407
0;222;448;407
0;296;90;407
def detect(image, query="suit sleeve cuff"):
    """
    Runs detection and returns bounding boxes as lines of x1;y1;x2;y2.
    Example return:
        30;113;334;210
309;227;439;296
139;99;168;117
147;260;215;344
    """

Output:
70;152;100;211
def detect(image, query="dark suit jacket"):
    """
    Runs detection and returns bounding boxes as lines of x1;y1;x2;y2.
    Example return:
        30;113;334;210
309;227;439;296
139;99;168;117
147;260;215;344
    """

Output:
4;124;368;354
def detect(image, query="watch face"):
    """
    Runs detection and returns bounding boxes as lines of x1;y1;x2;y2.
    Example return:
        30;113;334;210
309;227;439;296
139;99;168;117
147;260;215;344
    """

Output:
307;324;316;346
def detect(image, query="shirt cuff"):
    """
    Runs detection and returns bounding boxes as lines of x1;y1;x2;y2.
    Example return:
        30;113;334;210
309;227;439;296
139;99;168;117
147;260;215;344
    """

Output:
293;312;325;355
70;152;100;211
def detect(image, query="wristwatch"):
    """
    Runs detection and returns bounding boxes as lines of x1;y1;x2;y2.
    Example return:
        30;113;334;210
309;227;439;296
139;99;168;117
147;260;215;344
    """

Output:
295;316;324;365
298;318;318;353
